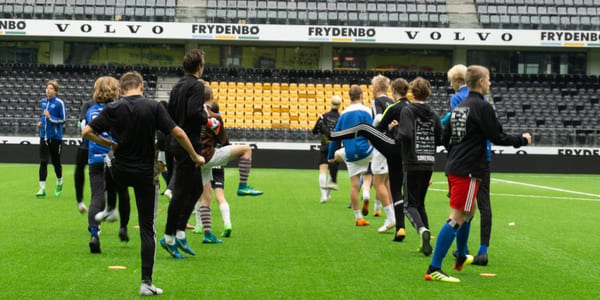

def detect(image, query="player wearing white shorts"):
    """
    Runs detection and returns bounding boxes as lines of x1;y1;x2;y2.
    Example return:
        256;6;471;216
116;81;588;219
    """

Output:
194;83;263;244
328;85;374;226
370;75;396;233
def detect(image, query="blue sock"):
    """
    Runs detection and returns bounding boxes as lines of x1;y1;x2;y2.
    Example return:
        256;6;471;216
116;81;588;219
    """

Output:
456;220;471;257
430;222;457;269
478;244;488;256
90;227;99;237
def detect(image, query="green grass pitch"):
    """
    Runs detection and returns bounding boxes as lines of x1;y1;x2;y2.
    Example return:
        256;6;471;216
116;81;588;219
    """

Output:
0;163;599;299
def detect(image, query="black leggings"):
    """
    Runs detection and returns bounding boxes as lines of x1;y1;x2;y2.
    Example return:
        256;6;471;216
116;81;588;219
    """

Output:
478;168;492;246
74;147;88;203
39;138;62;181
88;163;131;230
113;166;158;282
403;170;432;233
330;123;405;229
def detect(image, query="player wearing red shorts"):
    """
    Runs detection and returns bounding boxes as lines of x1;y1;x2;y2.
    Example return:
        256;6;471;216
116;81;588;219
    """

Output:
425;65;532;283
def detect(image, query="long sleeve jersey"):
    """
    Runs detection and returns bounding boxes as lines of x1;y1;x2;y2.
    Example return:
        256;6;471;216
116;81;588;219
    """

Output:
328;103;373;162
39;96;66;140
85;101;117;165
394;102;442;171
443;92;528;178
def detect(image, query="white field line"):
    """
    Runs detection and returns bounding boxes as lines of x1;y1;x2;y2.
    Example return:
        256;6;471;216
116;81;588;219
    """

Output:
428;188;600;202
491;178;600;198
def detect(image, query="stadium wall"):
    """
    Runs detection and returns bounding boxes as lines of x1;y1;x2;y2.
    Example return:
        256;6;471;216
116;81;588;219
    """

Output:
1;141;598;174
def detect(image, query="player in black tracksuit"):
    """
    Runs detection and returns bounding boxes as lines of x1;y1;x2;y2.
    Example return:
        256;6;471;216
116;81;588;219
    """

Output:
330;78;411;241
162;49;209;259
74;99;95;213
312;96;341;202
390;77;442;256
426;66;531;283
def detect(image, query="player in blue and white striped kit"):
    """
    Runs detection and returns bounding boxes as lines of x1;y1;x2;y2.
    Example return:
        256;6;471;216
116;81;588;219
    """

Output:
36;80;66;198
328;85;374;226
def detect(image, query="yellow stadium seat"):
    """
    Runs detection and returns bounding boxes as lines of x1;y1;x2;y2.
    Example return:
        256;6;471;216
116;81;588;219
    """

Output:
263;82;271;91
298;83;307;92
280;82;289;91
289;83;298;93
272;82;280;91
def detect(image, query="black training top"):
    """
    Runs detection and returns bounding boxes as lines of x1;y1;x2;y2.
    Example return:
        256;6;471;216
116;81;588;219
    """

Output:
312;109;340;150
167;75;207;148
443;91;528;178
378;97;410;138
88;95;176;174
395;102;442;171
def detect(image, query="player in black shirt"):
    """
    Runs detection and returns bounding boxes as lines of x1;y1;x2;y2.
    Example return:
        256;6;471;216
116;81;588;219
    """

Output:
161;49;210;259
312;95;341;203
83;71;205;296
390;77;442;256
425;65;531;283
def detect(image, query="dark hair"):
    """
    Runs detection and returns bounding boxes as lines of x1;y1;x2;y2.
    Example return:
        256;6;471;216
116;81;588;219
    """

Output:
391;78;409;97
183;49;205;75
348;85;362;101
409;77;431;101
119;71;143;92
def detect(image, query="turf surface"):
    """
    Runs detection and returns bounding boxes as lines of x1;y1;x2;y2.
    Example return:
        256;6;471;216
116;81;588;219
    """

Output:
0;164;598;298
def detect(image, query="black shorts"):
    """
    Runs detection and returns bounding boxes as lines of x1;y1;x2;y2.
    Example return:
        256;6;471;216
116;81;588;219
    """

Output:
211;166;225;189
318;150;329;165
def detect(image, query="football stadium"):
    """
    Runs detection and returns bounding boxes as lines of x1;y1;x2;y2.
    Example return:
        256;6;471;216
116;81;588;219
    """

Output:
0;0;599;298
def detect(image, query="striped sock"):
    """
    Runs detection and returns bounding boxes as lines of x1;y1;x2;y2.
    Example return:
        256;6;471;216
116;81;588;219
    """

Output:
199;205;212;234
238;158;251;184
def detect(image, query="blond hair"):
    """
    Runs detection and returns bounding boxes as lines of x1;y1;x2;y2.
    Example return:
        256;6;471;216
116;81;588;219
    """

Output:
371;74;390;93
93;76;119;103
447;64;467;85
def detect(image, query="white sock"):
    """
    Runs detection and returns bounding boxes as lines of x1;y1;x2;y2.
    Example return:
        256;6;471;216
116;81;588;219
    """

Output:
418;227;429;235
164;234;175;245
195;204;202;228
319;173;328;199
176;230;186;240
39;181;46;189
374;200;382;211
383;204;395;222
219;202;231;227
353;210;362;219
362;190;370;201
56;178;63;185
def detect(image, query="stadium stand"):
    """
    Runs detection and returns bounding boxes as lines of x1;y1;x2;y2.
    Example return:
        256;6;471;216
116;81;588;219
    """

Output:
1;64;598;145
475;0;600;30
205;0;450;27
0;0;177;22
